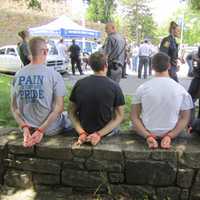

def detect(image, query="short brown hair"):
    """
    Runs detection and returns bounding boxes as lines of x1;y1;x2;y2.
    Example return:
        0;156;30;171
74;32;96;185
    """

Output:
29;37;46;57
169;21;179;33
152;52;170;72
18;30;28;39
89;52;107;72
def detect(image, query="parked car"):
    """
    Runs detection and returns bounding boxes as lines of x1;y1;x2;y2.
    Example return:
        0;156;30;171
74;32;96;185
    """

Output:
0;45;22;73
0;44;68;74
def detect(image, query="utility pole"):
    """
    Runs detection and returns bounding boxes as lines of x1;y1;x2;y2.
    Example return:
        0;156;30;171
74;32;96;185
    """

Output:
179;0;188;49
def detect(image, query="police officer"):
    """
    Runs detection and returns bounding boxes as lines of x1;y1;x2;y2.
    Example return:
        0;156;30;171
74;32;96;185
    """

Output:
188;46;200;124
18;30;31;66
68;40;83;75
103;22;126;83
160;21;180;82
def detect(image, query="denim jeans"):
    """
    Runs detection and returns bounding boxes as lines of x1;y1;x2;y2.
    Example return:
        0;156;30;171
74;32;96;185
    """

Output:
138;56;149;79
169;66;178;82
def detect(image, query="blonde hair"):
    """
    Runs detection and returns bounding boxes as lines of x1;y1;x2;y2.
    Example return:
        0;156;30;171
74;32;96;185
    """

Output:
29;37;46;57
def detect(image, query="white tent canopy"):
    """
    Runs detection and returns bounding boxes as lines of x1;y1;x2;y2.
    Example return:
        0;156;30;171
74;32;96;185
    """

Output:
29;15;101;39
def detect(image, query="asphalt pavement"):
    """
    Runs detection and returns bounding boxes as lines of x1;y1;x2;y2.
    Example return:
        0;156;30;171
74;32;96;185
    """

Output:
63;66;192;96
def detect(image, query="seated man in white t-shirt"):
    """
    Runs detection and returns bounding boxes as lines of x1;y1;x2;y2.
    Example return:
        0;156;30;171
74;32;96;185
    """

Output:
131;52;193;149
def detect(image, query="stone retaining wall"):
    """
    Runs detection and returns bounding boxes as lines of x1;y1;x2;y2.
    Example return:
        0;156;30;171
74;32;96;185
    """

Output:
0;128;200;200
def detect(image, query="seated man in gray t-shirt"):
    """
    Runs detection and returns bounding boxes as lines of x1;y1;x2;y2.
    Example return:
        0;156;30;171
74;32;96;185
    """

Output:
131;52;193;149
11;37;70;147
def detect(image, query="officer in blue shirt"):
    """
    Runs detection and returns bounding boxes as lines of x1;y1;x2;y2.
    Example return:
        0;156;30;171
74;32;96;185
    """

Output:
160;21;180;82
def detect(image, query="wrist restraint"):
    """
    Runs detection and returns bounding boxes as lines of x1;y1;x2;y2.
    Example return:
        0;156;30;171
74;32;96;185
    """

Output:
146;133;157;140
79;132;88;137
37;128;44;134
21;124;30;129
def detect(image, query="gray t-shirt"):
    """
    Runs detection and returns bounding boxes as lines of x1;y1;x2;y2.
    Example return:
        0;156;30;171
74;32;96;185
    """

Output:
12;64;67;135
132;77;193;136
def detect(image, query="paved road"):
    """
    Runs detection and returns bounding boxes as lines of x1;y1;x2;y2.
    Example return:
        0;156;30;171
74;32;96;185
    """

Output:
1;64;192;96
63;72;192;96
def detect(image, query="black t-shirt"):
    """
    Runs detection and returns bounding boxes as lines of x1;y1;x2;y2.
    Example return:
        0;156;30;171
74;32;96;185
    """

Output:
69;44;80;58
69;75;125;133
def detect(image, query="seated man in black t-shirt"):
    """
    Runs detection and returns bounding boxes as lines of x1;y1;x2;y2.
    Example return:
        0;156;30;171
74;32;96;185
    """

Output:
68;52;125;146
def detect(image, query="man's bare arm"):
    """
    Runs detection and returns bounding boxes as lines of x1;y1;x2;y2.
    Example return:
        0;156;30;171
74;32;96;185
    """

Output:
39;96;64;131
11;94;64;131
68;101;85;134
131;104;150;138
97;105;124;137
167;110;191;139
27;96;65;146
11;95;26;127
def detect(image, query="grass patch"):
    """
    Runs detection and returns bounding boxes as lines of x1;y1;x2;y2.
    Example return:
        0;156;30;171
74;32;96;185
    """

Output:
0;74;17;128
64;85;72;111
121;95;132;131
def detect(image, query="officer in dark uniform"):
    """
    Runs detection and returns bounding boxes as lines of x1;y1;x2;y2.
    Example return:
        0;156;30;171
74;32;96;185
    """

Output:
188;46;200;125
68;40;83;75
18;30;30;66
160;21;180;82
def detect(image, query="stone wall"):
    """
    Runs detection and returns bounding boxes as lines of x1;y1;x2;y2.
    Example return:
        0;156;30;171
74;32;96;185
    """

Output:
0;128;200;200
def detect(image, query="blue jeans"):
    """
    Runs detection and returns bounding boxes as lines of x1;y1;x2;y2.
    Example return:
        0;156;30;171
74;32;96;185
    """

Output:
132;56;138;71
138;56;149;79
186;59;193;77
169;66;178;82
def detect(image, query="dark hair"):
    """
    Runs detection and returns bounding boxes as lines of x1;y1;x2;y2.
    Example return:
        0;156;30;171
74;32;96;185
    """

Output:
89;52;107;72
152;52;170;72
169;21;179;33
18;30;28;39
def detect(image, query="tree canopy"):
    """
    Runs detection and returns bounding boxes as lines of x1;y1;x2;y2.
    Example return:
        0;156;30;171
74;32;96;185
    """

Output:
26;0;41;9
182;9;200;45
86;0;115;23
119;0;157;44
190;0;200;10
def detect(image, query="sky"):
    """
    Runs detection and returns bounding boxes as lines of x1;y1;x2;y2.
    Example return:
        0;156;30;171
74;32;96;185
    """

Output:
150;0;182;25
